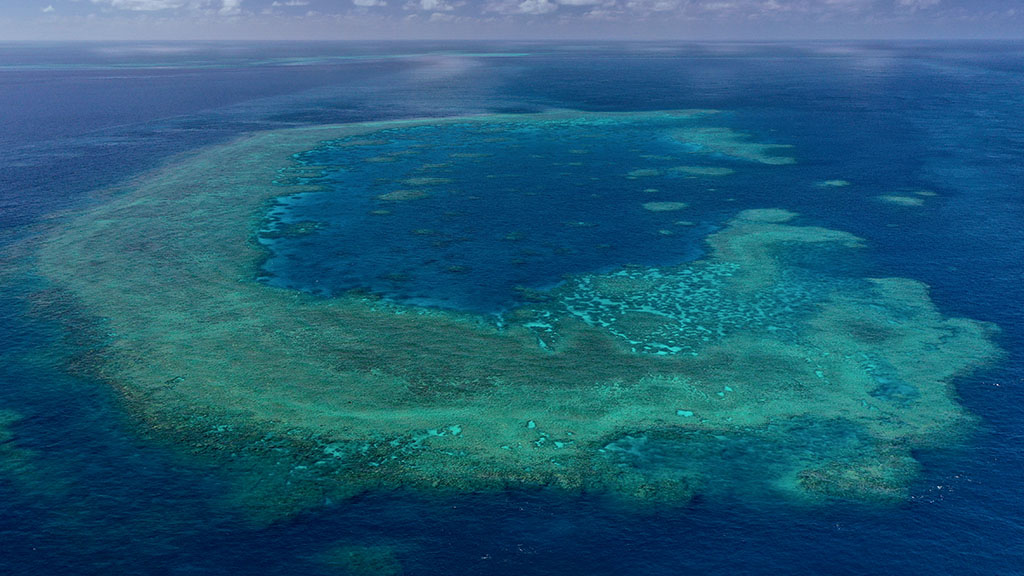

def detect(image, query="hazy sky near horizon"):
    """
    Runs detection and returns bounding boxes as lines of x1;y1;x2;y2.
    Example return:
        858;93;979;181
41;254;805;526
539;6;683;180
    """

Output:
1;0;1022;41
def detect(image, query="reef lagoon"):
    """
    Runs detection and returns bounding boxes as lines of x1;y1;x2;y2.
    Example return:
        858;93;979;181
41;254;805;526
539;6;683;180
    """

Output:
2;42;1023;574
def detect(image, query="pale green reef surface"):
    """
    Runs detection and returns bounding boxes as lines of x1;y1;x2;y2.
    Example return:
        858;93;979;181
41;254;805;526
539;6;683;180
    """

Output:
878;194;928;207
673;126;797;165
34;111;1000;520
817;179;852;188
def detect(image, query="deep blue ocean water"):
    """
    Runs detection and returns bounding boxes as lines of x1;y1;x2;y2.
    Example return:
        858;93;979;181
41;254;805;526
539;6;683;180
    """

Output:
1;42;1023;574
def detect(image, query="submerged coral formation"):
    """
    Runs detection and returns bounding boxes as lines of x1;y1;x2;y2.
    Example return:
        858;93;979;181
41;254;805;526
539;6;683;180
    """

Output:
377;189;429;202
671;166;736;176
878;195;926;207
642;201;689;212
673;126;796;165
877;189;938;208
35;111;999;519
0;408;73;499
817;179;851;187
0;409;33;483
0;409;23;473
311;545;403;576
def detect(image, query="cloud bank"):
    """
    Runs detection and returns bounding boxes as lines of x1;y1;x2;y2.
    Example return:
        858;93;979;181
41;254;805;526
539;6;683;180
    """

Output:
8;0;1024;40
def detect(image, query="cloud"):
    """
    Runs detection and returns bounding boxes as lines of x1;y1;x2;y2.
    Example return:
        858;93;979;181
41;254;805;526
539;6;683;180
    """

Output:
407;0;457;10
896;0;940;11
90;0;188;10
91;0;247;14
219;0;242;15
33;0;1017;40
516;0;559;14
623;0;679;12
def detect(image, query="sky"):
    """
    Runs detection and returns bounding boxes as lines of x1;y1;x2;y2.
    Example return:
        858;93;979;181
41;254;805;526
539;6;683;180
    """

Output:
0;0;1022;41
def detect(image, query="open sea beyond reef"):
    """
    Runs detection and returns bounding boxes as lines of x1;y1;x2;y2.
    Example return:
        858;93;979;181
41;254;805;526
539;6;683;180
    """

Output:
1;41;1023;575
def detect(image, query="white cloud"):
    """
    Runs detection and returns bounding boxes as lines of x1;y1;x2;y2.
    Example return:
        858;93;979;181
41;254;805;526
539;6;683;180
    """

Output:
272;0;309;5
488;0;922;21
98;0;178;9
90;0;186;10
583;6;622;19
410;0;456;10
91;0;247;14
896;0;940;11
352;0;387;6
517;0;558;14
219;0;242;15
624;0;680;14
42;4;56;12
698;1;733;12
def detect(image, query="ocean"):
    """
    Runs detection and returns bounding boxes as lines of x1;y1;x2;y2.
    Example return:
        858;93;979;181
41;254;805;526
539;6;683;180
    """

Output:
1;41;1022;575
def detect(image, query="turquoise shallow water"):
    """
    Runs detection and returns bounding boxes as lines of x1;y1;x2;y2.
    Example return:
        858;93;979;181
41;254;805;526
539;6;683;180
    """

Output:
1;42;1023;574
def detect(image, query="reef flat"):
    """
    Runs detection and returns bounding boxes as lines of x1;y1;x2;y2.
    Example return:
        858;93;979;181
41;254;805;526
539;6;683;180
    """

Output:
34;111;1000;518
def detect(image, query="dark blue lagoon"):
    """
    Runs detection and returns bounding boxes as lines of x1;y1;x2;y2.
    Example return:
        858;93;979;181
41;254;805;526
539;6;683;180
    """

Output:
259;112;754;312
1;42;1023;575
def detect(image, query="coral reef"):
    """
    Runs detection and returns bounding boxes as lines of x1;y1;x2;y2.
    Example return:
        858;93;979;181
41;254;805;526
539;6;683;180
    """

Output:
34;111;999;519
